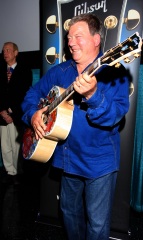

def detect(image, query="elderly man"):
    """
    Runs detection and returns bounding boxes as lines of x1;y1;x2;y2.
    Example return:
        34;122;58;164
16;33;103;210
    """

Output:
0;42;32;184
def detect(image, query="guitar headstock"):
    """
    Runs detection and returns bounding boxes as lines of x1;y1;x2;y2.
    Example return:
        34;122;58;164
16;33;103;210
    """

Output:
101;32;142;67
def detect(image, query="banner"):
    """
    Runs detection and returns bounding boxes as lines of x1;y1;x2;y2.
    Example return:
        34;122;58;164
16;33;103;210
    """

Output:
40;0;143;233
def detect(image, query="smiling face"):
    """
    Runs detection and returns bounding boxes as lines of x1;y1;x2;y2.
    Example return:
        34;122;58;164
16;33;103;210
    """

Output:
67;21;100;68
2;43;18;66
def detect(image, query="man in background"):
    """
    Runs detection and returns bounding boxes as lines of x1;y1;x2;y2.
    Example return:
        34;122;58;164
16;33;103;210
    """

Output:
0;42;32;184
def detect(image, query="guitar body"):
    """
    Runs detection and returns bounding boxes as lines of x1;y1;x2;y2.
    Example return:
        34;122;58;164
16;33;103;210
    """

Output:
22;86;74;162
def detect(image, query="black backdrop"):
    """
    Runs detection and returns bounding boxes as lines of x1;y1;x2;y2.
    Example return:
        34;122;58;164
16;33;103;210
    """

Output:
38;0;143;236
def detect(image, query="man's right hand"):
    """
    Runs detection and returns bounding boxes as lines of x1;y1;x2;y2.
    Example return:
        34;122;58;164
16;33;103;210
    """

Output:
0;110;13;124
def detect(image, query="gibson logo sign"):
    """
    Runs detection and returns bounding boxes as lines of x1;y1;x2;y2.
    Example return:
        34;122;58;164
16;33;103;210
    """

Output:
74;0;107;16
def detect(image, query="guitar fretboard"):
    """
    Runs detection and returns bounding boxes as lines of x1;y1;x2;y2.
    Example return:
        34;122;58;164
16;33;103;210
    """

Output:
47;84;74;114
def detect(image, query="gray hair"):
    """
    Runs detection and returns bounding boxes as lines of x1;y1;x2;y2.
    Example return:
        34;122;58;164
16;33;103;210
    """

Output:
68;13;104;44
3;42;19;52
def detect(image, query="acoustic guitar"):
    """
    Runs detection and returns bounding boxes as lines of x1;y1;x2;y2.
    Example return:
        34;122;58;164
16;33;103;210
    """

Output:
22;32;142;163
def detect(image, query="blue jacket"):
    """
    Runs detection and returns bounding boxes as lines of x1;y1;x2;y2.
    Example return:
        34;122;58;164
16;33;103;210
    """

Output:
22;53;130;179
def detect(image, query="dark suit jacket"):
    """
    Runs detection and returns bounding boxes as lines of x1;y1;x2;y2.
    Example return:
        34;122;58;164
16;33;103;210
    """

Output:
0;61;32;126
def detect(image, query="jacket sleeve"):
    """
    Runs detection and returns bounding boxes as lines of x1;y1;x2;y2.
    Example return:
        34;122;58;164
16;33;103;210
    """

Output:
84;65;130;127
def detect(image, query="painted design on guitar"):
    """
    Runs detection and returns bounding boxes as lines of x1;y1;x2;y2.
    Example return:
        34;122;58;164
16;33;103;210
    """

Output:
23;128;36;159
23;85;74;162
40;87;58;134
22;32;142;163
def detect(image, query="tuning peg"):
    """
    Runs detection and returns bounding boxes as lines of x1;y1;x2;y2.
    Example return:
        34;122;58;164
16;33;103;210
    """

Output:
115;63;121;68
134;53;141;58
124;57;131;63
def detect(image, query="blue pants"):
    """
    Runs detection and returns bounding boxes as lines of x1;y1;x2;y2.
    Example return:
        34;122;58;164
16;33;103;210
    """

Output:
60;172;117;240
